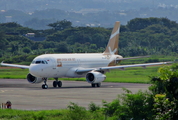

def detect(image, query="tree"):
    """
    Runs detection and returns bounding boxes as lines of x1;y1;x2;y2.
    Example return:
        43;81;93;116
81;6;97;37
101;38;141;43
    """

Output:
48;19;72;31
23;47;31;53
0;22;22;28
55;42;69;53
0;32;8;50
150;64;178;119
16;27;35;35
102;88;154;120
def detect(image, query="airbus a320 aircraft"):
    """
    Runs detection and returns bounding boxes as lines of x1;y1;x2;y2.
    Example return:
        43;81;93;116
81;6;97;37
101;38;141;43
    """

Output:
1;21;171;89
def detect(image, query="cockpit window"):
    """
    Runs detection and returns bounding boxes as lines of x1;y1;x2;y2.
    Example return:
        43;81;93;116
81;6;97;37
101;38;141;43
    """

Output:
44;61;48;64
31;60;48;64
42;61;45;64
36;61;41;64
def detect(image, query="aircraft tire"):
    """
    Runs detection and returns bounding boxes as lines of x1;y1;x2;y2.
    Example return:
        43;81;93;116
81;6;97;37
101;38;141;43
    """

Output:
96;83;101;87
53;81;57;87
91;83;95;87
57;81;62;87
42;84;48;89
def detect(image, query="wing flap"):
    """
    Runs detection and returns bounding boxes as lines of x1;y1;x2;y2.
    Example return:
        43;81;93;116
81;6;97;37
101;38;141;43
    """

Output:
100;62;172;71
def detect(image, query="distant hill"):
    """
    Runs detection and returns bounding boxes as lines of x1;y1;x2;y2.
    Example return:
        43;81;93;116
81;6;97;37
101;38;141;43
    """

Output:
1;0;178;12
1;0;178;29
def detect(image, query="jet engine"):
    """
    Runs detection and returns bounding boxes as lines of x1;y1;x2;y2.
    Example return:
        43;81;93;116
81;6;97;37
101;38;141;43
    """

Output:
86;71;106;83
27;73;44;84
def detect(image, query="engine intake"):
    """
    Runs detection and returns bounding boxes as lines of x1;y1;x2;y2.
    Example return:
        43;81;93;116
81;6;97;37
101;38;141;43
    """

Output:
86;71;106;83
27;73;44;84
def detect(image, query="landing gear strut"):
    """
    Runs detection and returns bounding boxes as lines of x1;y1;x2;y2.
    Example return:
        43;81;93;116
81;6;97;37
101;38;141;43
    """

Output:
91;83;101;87
42;78;48;89
53;78;62;88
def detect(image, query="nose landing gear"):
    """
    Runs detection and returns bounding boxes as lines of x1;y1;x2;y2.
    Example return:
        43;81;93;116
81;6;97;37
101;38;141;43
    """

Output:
42;84;48;89
42;78;48;89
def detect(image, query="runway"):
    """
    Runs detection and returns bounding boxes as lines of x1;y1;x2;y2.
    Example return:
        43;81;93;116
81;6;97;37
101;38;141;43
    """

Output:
0;79;150;110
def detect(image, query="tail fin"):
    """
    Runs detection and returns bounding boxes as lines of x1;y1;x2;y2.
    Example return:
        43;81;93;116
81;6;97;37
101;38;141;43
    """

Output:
103;21;120;55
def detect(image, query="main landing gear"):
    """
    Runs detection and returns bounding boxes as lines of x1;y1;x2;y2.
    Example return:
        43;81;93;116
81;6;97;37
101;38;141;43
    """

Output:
91;83;101;87
41;78;62;89
53;78;62;88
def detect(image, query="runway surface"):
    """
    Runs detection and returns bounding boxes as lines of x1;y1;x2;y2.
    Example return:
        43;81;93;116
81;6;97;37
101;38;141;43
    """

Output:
0;79;150;110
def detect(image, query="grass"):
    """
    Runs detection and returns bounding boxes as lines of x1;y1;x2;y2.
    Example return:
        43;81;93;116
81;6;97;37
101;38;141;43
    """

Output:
104;66;160;83
0;109;66;120
0;65;161;83
0;68;29;79
0;106;104;120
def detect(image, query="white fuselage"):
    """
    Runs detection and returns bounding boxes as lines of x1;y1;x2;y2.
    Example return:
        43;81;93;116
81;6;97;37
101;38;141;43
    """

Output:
29;53;122;78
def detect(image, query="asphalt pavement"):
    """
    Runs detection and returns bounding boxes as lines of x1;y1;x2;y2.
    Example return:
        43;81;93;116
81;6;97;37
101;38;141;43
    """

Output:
0;79;150;110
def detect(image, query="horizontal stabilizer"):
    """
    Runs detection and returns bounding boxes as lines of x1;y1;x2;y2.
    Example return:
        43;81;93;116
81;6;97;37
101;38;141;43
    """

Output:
116;55;150;61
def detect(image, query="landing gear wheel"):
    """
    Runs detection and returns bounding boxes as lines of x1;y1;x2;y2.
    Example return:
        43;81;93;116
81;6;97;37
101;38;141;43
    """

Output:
91;83;96;87
53;81;57;87
96;83;101;87
57;81;62;87
42;78;48;89
53;78;62;88
42;84;48;89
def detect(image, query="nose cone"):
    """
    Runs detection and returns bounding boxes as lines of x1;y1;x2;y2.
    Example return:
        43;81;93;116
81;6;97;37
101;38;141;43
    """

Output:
29;64;43;77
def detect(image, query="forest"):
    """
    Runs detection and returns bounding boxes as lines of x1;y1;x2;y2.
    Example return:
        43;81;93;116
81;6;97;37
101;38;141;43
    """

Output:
0;17;178;64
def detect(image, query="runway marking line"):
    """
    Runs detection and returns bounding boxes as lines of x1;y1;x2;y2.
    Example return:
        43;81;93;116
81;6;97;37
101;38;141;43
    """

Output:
0;90;13;93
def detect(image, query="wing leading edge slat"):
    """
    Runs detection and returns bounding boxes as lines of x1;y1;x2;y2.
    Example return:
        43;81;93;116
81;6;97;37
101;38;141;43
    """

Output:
75;62;172;74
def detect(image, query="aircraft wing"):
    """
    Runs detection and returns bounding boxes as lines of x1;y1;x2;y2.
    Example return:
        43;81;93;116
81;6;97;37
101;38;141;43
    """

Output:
76;62;172;74
0;61;29;69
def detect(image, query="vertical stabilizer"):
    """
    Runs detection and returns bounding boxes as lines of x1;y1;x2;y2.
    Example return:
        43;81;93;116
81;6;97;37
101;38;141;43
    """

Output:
103;21;120;55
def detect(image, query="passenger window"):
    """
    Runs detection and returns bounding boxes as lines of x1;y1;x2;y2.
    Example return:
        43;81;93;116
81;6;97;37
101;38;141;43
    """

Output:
42;61;45;64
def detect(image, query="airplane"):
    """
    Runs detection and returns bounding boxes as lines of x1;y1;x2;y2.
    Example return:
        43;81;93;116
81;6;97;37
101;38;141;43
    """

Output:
0;21;171;89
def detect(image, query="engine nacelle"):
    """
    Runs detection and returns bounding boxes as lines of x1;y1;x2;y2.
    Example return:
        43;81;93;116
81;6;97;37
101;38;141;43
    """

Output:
27;73;44;84
86;71;106;83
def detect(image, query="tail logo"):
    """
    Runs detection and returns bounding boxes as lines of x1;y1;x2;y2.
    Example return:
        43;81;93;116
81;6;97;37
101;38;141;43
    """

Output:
108;47;117;55
109;27;120;40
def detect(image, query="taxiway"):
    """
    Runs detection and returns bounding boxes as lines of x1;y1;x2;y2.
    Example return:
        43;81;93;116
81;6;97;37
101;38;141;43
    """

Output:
0;79;150;110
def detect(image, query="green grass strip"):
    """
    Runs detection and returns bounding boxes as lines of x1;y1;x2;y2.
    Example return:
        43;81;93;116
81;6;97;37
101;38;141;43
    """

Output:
0;66;160;83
